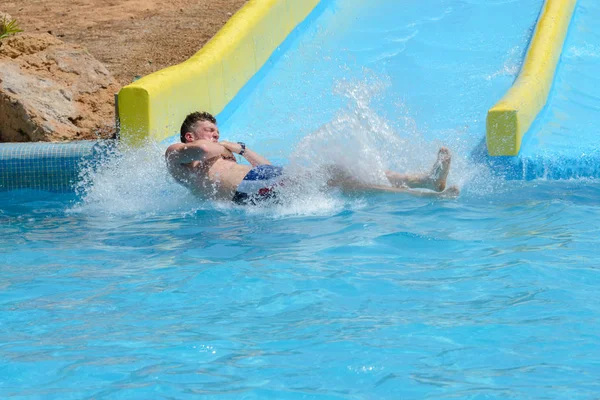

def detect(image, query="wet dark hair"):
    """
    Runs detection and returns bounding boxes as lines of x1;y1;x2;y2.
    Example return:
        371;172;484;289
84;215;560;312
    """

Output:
180;111;217;143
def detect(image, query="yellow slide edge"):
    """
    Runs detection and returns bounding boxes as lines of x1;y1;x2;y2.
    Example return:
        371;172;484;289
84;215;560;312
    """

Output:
117;0;321;145
486;0;577;156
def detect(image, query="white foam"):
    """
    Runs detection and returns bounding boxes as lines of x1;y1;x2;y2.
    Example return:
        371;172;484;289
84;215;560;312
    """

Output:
566;43;600;59
485;45;522;81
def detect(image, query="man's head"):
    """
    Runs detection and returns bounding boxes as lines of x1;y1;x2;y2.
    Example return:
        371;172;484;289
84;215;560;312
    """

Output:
180;111;219;143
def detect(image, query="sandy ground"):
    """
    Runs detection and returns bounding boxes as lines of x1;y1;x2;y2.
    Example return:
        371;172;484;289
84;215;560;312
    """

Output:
3;0;248;86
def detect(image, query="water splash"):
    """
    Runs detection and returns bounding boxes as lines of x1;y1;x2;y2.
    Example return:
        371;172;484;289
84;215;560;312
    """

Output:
287;73;498;198
289;74;401;186
71;141;203;216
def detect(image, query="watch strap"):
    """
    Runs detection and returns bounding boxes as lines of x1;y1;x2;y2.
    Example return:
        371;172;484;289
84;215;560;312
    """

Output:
237;142;246;156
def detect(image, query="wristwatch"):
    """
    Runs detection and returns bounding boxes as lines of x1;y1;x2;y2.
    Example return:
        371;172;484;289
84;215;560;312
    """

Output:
237;142;246;156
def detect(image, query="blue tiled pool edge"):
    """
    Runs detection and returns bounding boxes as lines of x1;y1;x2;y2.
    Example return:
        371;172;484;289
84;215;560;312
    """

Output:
470;138;600;181
0;141;116;192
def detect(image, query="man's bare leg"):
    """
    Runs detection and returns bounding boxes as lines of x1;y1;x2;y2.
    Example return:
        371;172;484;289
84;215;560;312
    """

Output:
348;183;460;198
324;162;459;199
385;147;451;192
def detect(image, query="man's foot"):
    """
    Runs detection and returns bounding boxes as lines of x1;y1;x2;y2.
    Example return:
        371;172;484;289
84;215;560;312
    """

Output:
427;147;451;192
438;185;460;199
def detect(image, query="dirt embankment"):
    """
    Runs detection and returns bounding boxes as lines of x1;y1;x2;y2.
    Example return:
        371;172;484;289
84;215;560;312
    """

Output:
0;1;247;142
3;0;248;86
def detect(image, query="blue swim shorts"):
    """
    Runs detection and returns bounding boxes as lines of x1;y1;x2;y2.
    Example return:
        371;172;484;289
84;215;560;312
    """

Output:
232;165;284;205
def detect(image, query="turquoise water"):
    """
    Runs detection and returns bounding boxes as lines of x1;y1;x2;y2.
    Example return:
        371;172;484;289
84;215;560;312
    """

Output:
3;182;600;398
3;0;600;398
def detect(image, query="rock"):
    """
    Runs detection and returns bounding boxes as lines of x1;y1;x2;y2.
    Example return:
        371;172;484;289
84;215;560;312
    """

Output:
0;33;119;142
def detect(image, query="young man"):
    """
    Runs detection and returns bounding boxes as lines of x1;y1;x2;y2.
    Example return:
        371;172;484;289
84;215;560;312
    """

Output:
165;111;459;205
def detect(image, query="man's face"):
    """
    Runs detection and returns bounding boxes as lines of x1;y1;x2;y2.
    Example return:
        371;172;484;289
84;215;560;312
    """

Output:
186;120;219;143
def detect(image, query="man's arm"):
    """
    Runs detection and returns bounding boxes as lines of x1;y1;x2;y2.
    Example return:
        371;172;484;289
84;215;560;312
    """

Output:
220;141;271;167
165;140;233;165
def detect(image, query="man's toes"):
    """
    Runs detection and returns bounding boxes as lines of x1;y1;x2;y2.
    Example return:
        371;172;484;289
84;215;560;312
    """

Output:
438;147;451;161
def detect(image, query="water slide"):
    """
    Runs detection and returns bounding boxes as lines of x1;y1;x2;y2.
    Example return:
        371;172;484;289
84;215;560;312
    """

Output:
1;0;590;192
497;0;600;179
117;0;594;185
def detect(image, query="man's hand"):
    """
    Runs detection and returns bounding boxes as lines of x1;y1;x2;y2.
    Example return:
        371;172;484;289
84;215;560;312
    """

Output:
220;145;236;161
166;140;235;166
220;141;243;154
219;141;272;167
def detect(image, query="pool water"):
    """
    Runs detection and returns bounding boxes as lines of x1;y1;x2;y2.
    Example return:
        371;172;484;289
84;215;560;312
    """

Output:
3;181;600;398
3;0;600;398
